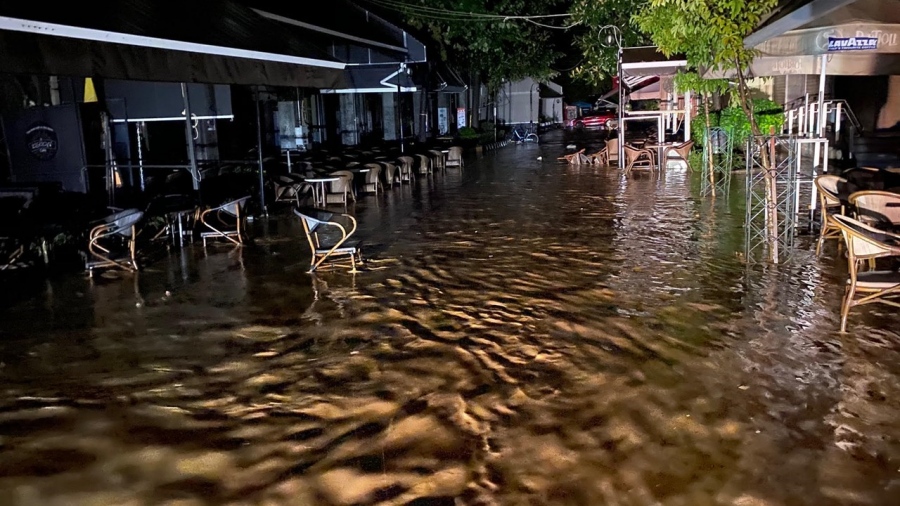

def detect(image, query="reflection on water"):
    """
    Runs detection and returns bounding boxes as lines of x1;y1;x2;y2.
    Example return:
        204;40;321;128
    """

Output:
1;131;899;505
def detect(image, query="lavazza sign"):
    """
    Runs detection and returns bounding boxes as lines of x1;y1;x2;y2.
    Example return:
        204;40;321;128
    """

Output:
827;36;878;51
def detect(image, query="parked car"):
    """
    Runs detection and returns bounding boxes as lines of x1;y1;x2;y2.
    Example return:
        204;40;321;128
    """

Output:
574;109;617;129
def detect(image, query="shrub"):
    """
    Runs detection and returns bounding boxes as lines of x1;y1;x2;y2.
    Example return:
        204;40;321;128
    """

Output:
458;127;478;139
691;98;785;150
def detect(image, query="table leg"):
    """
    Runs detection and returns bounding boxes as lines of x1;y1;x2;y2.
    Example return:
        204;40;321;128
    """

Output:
178;213;184;247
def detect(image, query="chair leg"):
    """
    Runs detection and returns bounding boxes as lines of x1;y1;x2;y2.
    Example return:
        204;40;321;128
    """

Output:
840;284;854;333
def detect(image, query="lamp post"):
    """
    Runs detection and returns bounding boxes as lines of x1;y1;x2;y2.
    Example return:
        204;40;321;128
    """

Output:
598;25;623;169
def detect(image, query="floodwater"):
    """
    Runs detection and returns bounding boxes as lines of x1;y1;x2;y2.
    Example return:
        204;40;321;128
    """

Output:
1;130;899;505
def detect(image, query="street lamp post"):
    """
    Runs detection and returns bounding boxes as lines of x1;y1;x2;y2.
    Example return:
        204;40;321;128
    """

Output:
598;25;623;169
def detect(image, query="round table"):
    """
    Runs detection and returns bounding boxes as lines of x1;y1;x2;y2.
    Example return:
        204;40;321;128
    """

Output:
305;177;340;207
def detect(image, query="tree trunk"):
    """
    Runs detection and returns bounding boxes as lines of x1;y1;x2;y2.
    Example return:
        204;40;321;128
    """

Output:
703;91;715;198
468;71;481;130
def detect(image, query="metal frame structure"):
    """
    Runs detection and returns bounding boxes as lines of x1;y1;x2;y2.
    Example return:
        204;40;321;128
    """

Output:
745;135;799;264
700;127;734;197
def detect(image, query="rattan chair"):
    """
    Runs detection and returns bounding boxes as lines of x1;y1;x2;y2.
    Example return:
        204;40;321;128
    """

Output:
381;162;400;188
814;175;848;256
590;147;609;166
558;149;585;164
428;149;446;171
662;140;694;171
86;208;144;275
415;154;432;175
606;137;619;166
362;163;383;195
325;170;355;206
272;174;310;206
397;156;415;183
624;144;655;175
293;207;363;273
199;196;250;247
832;214;900;332
848;190;900;231
446;146;464;168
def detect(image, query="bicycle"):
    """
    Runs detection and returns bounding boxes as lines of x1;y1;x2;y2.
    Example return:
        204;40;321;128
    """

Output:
510;124;539;144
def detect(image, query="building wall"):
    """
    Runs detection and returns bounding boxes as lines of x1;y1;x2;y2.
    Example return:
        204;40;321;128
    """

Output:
496;77;540;125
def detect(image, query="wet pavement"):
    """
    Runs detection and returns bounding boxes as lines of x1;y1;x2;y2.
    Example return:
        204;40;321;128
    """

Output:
1;129;900;505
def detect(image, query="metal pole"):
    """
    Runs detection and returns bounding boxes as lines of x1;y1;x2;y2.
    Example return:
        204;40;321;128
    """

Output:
181;83;199;191
817;54;827;137
136;121;145;191
397;63;404;153
254;85;267;216
617;46;624;169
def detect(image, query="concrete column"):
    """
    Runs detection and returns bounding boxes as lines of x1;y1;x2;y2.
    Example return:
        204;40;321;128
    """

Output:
383;92;397;141
339;93;357;146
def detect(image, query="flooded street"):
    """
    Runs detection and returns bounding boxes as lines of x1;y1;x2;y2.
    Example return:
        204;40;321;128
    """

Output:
1;130;900;505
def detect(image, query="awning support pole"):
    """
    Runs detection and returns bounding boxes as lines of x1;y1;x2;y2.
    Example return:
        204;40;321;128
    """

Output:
181;83;199;191
255;85;267;216
617;48;624;169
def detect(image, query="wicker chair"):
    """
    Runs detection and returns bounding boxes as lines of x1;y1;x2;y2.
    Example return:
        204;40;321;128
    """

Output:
362;163;383;195
849;190;900;231
86;208;144;275
325;170;355;206
590;147;609;166
814;175;847;256
199;196;250;247
624;144;655;175
831;214;900;332
381;162;400;188
428;149;446;171
272;174;310;206
397;156;416;183
446;146;464;168
662;140;695;171
606;137;619;166
293;207;363;273
415;154;432;175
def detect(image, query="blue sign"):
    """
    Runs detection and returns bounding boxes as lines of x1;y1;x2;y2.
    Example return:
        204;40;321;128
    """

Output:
827;36;878;51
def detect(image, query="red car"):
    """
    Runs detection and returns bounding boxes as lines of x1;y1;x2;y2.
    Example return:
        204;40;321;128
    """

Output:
574;110;617;129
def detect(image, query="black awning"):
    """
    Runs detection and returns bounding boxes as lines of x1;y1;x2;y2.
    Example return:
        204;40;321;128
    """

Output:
0;0;346;87
321;64;417;94
247;0;427;64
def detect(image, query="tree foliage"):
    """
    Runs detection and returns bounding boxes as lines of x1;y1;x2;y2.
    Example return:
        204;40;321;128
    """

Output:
633;0;779;134
389;0;566;88
569;0;650;86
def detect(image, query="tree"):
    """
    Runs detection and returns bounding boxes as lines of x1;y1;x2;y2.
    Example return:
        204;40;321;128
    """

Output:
568;0;651;87
378;0;566;126
634;0;782;260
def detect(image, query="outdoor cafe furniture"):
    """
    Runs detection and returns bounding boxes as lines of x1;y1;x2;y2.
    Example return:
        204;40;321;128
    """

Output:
446;146;464;168
324;170;355;206
662;140;695;171
605;137;619;165
415;154;432;175
86;208;144;276
428;149;446;171
362;163;383;195
272;174;311;207
381;162;400;188
199;196;250;247
146;193;199;247
397;156;416;183
849;190;900;232
293;206;363;273
814;174;848;256
624;144;656;175
590;147;609;166
305;176;341;207
831;214;900;332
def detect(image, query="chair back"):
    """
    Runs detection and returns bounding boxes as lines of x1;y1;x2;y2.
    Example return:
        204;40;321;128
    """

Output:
364;163;382;184
328;171;354;194
397;156;415;174
447;146;463;166
415;154;431;173
670;140;694;158
849;190;900;226
293;207;332;235
382;162;399;183
815;175;846;209
220;196;250;218
832;214;900;260
103;209;144;236
606;137;619;162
